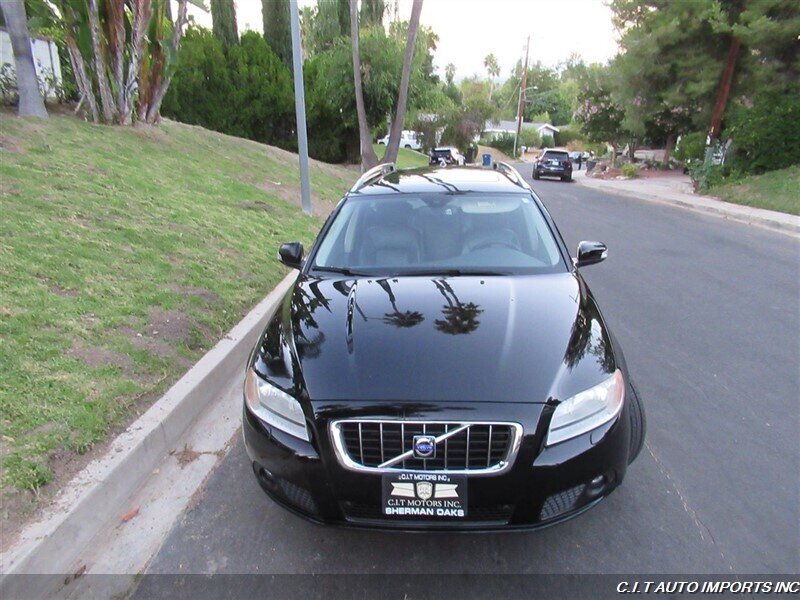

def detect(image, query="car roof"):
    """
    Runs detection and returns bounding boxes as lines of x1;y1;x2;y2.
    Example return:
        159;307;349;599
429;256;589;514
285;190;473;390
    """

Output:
350;165;530;196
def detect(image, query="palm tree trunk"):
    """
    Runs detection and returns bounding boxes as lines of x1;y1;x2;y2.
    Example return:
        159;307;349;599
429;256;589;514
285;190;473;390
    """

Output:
144;0;188;124
65;36;99;122
87;0;116;122
60;2;99;123
383;0;422;164
124;0;153;124
0;0;48;117
107;0;126;122
349;0;378;170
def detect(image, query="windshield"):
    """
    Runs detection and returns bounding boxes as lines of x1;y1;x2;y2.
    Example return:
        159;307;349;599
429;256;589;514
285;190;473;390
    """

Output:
311;193;566;275
543;151;569;160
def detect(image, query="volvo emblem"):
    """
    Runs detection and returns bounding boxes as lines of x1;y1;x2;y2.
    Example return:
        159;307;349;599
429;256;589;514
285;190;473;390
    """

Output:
413;435;436;459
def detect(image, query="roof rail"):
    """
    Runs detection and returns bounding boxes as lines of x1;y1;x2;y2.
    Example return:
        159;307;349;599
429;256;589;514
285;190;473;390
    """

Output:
492;161;530;189
349;162;396;193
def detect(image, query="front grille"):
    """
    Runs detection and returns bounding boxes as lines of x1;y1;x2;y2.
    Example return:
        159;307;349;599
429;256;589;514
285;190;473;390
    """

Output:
330;420;522;474
341;501;513;523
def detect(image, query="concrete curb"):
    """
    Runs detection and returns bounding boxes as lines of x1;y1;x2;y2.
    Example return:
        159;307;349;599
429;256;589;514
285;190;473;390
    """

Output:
575;177;800;237
0;272;296;594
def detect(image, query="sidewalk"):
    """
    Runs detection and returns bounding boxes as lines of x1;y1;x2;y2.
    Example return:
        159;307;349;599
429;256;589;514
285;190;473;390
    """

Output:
572;169;799;237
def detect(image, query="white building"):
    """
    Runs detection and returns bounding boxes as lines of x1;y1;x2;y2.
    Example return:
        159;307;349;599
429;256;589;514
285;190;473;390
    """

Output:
482;120;560;141
0;28;63;100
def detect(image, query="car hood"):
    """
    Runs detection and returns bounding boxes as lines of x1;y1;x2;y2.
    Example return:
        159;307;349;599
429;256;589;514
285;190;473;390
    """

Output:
252;273;616;404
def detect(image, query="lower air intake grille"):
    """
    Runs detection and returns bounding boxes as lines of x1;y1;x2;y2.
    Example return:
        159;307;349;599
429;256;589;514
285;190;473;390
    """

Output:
539;484;586;520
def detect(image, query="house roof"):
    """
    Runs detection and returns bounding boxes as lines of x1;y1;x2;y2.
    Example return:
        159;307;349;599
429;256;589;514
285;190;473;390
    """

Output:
483;120;560;133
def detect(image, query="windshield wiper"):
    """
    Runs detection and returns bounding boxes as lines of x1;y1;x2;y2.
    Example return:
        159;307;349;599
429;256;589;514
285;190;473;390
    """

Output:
312;266;373;277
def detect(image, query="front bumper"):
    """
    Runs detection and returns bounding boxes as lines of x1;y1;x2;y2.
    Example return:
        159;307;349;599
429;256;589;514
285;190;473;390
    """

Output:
243;398;631;531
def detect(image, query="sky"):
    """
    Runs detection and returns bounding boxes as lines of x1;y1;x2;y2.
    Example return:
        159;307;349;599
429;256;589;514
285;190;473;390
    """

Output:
188;0;620;79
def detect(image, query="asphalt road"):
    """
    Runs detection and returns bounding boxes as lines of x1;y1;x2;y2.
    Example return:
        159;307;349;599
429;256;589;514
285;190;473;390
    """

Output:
133;168;799;596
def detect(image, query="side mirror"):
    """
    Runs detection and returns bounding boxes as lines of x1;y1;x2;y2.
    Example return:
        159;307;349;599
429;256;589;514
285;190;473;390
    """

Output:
575;241;607;267
278;242;304;269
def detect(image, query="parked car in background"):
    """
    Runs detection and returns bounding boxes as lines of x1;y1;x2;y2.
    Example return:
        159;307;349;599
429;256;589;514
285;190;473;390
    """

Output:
429;147;465;166
533;149;573;182
378;130;422;150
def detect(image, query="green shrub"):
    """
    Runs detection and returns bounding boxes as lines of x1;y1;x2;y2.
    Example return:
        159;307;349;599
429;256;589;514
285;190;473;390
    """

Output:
554;125;585;147
620;163;639;178
163;29;295;151
481;133;517;156
688;162;746;192
541;134;554;148
726;92;800;175
519;128;542;149
675;131;707;163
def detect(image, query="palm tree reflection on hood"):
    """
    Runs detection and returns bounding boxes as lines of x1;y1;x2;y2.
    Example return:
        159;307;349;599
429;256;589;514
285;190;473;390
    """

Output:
433;280;483;335
377;279;425;328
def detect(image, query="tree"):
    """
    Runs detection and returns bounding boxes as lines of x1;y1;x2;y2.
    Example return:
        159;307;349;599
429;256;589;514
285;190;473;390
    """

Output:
162;26;234;131
383;0;423;164
162;27;295;149
0;0;48;117
139;0;193;123
360;0;384;26
483;53;499;100
210;0;238;47
303;0;351;56
262;0;291;67
54;0;196;125
574;64;628;165
336;0;350;38
443;62;461;105
349;0;378;169
445;63;455;86
610;0;733;162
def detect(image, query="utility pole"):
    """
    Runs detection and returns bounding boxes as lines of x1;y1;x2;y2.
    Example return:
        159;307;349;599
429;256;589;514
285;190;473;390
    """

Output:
513;35;530;159
289;0;312;216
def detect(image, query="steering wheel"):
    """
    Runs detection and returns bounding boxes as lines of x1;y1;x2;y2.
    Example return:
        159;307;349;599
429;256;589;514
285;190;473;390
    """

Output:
470;240;521;252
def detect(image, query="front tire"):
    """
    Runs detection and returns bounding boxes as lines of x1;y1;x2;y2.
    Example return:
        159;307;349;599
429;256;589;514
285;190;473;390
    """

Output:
627;382;646;464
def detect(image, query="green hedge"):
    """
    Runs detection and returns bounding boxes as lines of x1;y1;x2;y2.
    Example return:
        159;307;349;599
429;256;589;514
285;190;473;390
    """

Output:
726;92;800;175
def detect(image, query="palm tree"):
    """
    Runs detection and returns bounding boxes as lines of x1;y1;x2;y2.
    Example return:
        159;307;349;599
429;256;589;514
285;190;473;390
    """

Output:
0;0;48;117
433;281;483;335
445;63;456;86
349;0;379;170
377;280;425;328
484;53;500;101
382;0;423;165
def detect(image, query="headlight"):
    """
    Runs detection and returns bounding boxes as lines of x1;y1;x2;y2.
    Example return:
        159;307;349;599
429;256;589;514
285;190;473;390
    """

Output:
244;369;310;441
546;370;625;446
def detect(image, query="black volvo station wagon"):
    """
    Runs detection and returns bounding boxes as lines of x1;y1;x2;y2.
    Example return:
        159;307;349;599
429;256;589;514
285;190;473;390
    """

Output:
243;162;646;530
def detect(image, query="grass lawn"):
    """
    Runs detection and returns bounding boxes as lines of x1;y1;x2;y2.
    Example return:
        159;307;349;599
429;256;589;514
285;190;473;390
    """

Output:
708;166;800;216
373;143;429;169
0;111;353;511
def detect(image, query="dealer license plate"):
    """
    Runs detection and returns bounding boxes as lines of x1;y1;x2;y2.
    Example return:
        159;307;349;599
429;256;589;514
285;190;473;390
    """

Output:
381;472;468;519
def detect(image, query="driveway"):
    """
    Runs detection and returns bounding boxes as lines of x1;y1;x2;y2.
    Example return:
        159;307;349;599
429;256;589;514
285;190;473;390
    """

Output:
132;168;799;595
